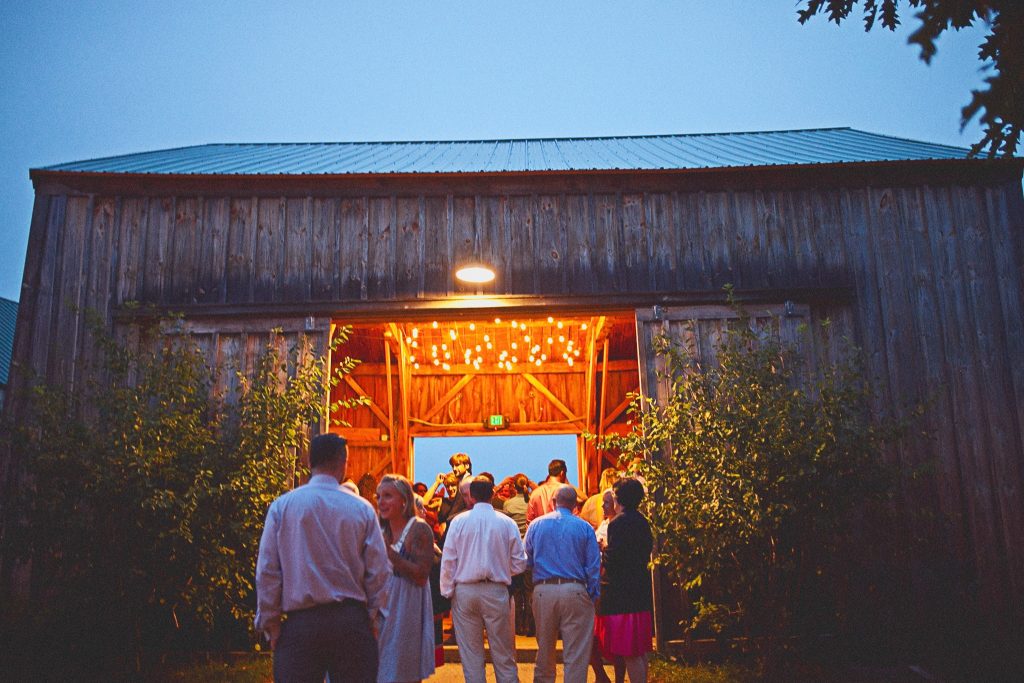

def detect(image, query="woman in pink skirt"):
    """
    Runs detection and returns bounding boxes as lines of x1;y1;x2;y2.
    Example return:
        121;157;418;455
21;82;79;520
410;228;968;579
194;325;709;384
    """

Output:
595;478;653;682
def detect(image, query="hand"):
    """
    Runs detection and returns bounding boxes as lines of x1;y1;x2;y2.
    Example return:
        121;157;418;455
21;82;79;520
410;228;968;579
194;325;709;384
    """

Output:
265;621;281;651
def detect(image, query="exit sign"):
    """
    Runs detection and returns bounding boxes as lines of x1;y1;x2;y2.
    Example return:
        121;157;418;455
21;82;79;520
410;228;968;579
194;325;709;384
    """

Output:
485;414;509;430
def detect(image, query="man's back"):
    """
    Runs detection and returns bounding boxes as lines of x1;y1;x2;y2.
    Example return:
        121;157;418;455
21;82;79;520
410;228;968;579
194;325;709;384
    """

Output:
526;479;562;522
524;491;601;683
256;475;389;626
440;503;526;593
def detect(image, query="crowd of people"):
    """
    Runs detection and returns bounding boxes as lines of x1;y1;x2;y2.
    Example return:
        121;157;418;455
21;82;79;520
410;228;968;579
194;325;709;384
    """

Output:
255;434;652;683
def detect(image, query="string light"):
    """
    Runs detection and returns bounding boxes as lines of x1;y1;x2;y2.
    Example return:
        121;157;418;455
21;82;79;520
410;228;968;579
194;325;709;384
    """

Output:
398;317;592;373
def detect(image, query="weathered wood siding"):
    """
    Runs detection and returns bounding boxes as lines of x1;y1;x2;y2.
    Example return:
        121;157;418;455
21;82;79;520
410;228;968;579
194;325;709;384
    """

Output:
10;167;1024;617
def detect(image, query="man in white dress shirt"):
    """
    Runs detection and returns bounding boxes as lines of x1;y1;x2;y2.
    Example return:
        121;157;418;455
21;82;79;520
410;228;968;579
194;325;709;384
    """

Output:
255;433;390;683
440;476;527;683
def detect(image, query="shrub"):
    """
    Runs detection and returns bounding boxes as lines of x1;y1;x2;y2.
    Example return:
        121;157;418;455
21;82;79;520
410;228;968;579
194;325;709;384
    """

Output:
601;310;896;663
0;319;363;675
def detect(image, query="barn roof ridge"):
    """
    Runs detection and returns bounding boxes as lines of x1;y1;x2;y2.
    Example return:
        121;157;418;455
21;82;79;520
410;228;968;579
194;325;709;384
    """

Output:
37;127;977;175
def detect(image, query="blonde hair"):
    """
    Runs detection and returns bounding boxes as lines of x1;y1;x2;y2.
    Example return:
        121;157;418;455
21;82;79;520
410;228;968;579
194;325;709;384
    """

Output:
599;467;619;492
377;474;416;521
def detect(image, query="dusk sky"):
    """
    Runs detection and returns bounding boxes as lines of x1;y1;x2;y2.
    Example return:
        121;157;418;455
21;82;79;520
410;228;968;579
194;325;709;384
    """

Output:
0;1;990;302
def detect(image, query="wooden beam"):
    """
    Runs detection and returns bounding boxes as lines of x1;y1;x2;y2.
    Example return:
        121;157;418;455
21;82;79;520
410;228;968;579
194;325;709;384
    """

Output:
603;391;636;426
410;422;582;437
598;338;610;438
522;372;582;425
421;373;476;423
113;288;858;324
343;374;391;429
384;337;397;473
388;322;413;477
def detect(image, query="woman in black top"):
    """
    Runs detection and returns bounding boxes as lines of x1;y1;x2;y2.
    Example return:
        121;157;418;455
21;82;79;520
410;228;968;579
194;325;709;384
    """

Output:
596;478;653;683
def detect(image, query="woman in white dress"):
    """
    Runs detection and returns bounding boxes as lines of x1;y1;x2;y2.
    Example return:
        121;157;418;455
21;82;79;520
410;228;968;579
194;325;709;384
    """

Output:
376;474;436;683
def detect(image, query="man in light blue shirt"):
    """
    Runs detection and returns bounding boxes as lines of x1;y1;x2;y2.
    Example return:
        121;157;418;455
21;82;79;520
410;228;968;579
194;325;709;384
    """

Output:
255;433;390;683
524;485;601;683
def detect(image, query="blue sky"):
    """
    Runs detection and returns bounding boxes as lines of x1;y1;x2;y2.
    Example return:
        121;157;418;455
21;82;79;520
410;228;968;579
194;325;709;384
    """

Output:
0;1;989;302
412;434;579;489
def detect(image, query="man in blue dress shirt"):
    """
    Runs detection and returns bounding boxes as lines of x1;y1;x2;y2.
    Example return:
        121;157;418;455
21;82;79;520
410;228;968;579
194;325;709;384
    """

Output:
524;485;601;683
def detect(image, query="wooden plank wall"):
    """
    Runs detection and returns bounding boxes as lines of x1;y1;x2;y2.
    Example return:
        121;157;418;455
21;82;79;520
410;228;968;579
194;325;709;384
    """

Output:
9;172;1024;617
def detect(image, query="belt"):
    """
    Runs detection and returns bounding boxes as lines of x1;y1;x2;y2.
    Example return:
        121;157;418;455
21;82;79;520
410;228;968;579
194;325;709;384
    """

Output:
285;598;366;617
462;578;501;584
536;577;585;586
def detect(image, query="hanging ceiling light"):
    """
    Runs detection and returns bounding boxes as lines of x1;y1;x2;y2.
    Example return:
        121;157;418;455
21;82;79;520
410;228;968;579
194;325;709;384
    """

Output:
455;263;496;284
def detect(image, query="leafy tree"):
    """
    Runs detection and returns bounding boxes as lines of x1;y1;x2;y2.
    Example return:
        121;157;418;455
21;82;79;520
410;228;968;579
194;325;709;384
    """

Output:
797;1;1023;157
0;320;364;675
600;314;895;663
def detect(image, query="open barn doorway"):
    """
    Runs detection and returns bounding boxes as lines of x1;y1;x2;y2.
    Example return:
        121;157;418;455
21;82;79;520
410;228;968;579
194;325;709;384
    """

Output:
326;310;639;661
327;312;640;495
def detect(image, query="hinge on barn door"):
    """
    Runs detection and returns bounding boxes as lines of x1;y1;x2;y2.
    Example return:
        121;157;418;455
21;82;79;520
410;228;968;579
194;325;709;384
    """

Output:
783;301;796;317
652;305;665;321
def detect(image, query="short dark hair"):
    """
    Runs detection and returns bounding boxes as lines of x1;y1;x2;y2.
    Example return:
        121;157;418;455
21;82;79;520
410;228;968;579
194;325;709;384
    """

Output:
469;476;494;503
478;471;495;484
310;433;347;469
548;459;567;477
613;477;644;510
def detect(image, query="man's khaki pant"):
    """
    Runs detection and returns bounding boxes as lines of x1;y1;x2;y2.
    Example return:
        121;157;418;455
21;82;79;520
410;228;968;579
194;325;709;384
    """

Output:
451;581;519;683
531;582;595;683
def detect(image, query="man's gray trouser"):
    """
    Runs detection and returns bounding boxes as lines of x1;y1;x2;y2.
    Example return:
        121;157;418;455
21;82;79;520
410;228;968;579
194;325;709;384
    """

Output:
532;582;595;683
451;581;519;683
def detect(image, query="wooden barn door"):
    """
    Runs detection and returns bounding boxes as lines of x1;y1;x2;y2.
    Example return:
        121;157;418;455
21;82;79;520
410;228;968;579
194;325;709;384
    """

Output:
634;302;810;650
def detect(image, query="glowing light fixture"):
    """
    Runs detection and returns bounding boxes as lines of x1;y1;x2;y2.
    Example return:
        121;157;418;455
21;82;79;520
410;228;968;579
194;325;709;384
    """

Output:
455;264;496;284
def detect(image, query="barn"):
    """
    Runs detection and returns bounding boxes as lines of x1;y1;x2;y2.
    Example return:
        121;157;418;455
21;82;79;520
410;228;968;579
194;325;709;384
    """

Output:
5;127;1023;644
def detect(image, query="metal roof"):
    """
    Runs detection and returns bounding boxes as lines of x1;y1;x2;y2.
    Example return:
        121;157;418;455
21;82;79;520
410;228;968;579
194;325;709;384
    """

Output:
0;297;17;386
39;128;970;176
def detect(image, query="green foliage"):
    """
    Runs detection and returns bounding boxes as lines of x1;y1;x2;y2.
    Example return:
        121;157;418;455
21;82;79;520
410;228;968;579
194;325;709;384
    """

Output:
600;310;895;653
0;320;361;671
797;1;1022;157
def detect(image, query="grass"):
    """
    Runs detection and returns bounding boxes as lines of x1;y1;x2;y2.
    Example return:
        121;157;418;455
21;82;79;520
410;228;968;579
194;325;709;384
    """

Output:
148;655;272;683
650;657;758;683
150;654;755;683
